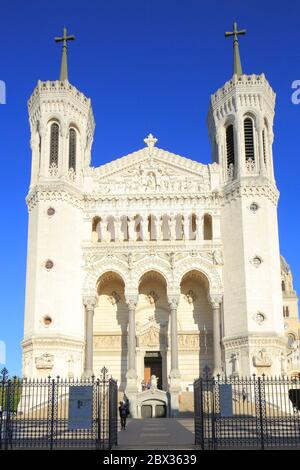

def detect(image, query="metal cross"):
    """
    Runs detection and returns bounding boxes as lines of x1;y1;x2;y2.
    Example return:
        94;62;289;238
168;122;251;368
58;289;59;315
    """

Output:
54;27;75;81
225;22;246;76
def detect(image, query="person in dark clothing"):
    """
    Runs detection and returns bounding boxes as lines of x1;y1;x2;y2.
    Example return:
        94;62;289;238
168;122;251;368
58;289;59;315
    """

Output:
119;401;127;430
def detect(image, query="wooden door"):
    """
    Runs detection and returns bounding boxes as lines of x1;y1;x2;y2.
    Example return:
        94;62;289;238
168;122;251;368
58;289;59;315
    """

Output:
144;367;151;385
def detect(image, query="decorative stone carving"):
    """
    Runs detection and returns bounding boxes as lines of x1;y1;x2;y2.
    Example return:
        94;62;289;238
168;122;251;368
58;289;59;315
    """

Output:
168;295;180;310
178;334;200;349
245;158;256;173
108;291;120;305
35;353;54;370
251;256;263;268
49;162;58;177
227;163;234;179
139;325;165;348
212;250;224;266
147;290;159;304
184;290;197;304
83;295;97;310
93;335;126;350
229;352;239;377
89;149;211;196
68;167;76;182
253;312;266;326
144;133;158;149
253;349;272;367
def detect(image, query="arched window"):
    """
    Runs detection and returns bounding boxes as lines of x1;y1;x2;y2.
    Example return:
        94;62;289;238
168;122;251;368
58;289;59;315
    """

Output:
288;333;295;348
282;281;286;292
69;128;77;171
49;123;59;167
226;124;235;169
203;214;213;240
244;117;255;161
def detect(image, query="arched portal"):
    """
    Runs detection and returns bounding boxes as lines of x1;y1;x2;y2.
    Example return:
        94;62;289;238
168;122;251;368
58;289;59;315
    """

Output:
178;270;213;389
93;272;127;389
136;271;169;391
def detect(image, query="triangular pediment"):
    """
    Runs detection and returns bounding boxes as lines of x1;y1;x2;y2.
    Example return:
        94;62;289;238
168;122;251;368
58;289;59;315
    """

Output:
85;146;216;195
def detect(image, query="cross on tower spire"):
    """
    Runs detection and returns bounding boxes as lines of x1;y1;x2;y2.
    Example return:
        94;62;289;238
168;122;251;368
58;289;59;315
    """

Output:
225;22;246;76
54;27;75;81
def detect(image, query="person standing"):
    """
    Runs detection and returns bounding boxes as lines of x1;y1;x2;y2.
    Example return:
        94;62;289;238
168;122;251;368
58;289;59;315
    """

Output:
119;401;127;430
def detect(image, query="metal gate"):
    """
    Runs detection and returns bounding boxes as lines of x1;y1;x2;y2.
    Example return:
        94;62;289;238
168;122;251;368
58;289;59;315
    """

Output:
0;367;118;450
194;374;300;450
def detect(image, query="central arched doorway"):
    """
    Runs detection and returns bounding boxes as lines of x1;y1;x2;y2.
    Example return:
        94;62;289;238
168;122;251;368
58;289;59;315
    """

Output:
136;271;169;391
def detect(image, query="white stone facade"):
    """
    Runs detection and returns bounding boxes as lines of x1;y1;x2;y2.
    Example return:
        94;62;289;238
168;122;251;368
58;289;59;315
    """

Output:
22;73;288;398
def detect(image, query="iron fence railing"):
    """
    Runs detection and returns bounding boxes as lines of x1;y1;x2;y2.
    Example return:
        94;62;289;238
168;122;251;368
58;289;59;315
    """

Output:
194;374;300;450
0;367;118;450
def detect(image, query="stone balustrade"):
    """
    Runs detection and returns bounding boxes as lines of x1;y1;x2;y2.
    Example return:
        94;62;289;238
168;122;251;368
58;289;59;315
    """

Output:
91;212;214;242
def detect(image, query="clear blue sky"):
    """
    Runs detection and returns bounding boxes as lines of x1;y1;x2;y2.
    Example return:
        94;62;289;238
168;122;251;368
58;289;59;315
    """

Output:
0;0;299;376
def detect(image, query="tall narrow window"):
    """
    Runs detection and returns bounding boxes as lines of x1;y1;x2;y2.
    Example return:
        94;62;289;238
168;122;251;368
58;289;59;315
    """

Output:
69;128;77;171
262;129;267;166
226;124;235;168
203;214;213;241
244;118;255;161
49;123;59;166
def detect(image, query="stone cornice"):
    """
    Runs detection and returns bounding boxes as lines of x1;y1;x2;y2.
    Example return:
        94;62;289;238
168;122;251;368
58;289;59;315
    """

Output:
26;175;279;211
26;184;84;211
223;333;287;349
21;335;84;350
221;179;279;206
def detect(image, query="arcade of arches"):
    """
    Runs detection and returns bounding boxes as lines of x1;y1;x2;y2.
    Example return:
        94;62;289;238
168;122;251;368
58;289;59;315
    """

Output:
84;269;222;393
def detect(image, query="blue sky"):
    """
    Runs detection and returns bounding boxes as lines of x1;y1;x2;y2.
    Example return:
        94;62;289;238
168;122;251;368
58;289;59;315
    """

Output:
0;0;299;376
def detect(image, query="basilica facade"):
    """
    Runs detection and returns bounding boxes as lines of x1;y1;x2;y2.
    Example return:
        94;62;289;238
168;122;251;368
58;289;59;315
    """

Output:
22;36;299;415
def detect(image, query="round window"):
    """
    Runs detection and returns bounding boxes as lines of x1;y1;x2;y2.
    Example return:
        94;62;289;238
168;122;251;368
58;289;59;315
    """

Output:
47;207;55;216
43;315;52;326
45;259;54;270
250;202;259;213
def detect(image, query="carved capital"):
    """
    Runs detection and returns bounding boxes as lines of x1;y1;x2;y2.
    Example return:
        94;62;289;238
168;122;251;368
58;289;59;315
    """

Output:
83;295;97;310
125;295;139;311
208;293;222;309
167;294;180;310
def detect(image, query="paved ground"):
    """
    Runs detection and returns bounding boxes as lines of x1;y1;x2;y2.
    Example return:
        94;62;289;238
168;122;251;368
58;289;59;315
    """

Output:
117;418;197;450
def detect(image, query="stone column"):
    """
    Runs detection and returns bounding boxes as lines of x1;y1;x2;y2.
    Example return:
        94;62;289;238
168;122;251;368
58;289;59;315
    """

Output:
128;216;135;241
125;296;138;388
141;214;149;241
83;295;97;378
114;216;122;242
196;212;203;241
183;214;190;241
169;214;176;241
157;214;163;241
209;295;223;376
168;295;181;417
125;295;138;418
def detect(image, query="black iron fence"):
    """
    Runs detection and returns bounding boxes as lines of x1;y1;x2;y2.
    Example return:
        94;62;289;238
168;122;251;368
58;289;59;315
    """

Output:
0;367;118;450
194;374;300;450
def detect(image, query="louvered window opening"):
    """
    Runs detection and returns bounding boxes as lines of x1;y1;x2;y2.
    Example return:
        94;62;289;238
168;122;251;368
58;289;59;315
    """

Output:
226;125;235;168
69;128;77;171
50;123;59;166
244;118;255;161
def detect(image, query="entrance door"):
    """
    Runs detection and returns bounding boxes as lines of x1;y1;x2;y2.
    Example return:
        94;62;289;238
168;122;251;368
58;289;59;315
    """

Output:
144;352;163;390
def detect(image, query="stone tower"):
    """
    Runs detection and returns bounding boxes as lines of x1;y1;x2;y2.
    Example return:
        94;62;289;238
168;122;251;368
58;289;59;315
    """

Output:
207;24;286;376
22;30;95;378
